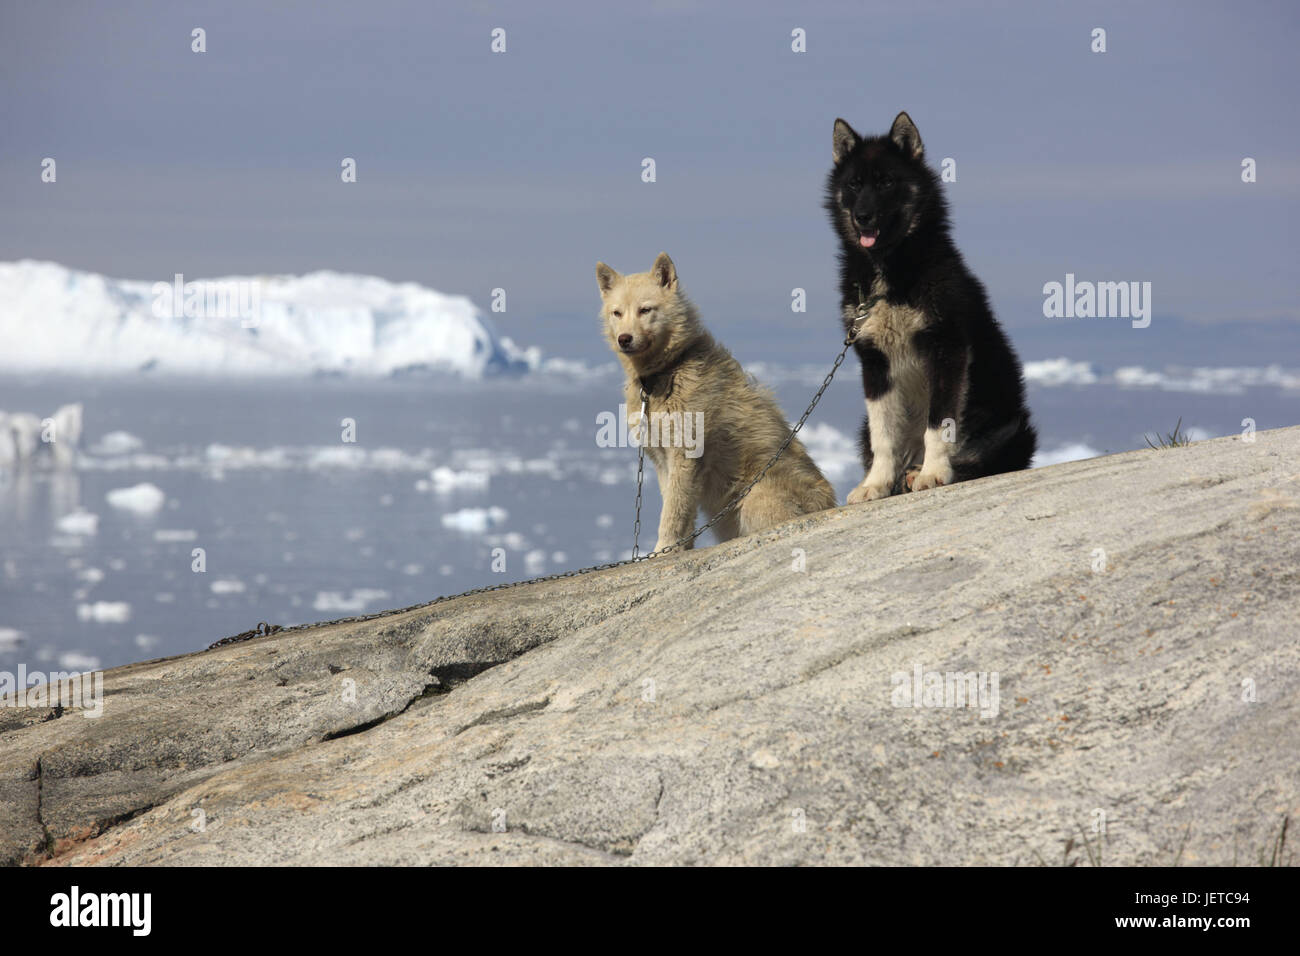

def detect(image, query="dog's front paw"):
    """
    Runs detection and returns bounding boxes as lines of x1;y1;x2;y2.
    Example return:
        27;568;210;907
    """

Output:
910;463;954;492
847;479;893;504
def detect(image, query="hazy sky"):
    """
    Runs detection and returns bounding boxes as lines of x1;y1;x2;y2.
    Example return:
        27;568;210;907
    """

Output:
2;0;1297;364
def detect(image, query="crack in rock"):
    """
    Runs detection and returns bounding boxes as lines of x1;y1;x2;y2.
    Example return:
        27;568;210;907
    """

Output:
455;697;551;736
322;660;513;741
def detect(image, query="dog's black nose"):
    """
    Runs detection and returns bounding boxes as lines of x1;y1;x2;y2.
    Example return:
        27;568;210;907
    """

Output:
617;334;633;349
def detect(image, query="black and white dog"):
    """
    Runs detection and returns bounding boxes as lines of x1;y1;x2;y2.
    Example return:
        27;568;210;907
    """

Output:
825;112;1036;503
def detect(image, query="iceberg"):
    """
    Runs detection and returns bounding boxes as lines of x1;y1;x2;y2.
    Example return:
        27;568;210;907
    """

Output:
0;260;537;378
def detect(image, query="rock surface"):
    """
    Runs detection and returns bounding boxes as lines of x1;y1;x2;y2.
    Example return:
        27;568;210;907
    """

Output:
3;427;1299;866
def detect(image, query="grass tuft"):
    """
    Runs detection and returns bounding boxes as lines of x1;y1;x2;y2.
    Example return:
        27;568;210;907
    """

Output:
1145;417;1192;450
1262;814;1291;867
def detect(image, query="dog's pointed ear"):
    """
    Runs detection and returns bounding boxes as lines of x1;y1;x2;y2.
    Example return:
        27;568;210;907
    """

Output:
832;118;859;164
889;111;923;160
595;261;620;295
651;252;677;290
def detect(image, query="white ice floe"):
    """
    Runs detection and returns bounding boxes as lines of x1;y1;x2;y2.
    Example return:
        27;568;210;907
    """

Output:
210;579;246;595
89;430;144;455
440;506;508;533
485;531;528;550
368;448;412;470
76;601;131;623
1032;443;1104;468
1023;358;1100;387
429;466;491;493
66;433;826;496
312;588;391;613
105;482;166;515
535;357;615;380
0;628;25;652
56;510;99;535
798;422;860;481
1027;357;1300;394
58;651;101;670
307;446;367;469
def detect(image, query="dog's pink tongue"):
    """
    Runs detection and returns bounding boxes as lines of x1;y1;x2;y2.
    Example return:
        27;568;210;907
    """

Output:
859;232;878;248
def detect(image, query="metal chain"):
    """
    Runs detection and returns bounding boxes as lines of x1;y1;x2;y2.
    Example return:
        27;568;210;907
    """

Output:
208;326;863;650
637;325;860;559
631;390;648;559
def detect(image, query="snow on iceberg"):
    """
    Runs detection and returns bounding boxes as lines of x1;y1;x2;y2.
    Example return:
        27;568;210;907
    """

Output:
0;403;82;466
0;260;537;378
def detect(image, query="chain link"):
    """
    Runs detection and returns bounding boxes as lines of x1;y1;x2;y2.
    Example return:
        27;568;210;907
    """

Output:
208;328;863;650
631;391;648;559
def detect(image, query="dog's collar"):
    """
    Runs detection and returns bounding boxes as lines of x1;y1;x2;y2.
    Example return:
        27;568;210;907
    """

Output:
844;283;887;344
638;371;672;402
854;283;885;317
637;339;705;402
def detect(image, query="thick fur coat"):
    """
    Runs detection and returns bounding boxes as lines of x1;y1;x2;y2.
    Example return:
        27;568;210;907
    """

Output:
825;112;1037;503
596;253;836;549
